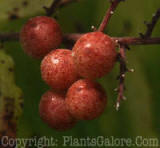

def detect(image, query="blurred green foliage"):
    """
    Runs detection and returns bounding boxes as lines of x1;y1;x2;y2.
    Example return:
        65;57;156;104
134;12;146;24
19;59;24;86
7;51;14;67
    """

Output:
0;50;23;137
0;0;160;147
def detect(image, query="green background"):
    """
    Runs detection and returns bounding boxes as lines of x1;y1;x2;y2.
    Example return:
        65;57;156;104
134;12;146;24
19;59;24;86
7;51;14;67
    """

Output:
0;0;160;147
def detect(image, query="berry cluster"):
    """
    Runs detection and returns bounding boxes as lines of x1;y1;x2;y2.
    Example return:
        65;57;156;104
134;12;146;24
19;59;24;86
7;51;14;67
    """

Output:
20;16;117;131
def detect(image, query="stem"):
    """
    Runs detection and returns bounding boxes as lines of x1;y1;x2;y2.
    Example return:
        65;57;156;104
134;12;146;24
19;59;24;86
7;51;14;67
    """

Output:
116;45;127;110
115;8;160;110
63;34;160;45
44;0;59;16
0;33;160;46
113;37;160;45
98;0;124;32
141;8;160;38
44;0;79;16
0;33;19;42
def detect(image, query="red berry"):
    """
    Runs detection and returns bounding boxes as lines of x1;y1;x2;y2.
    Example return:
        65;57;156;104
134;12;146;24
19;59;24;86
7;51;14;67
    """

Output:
20;16;62;58
39;90;76;131
41;49;79;90
72;32;117;79
66;79;107;120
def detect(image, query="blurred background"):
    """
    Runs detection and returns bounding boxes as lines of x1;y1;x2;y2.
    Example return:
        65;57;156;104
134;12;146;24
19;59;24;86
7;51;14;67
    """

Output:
0;0;160;147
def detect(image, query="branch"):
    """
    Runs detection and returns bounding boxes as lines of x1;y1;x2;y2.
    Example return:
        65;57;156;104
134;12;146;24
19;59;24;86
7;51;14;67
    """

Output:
113;37;160;45
63;34;160;45
44;0;59;16
0;33;160;46
98;0;125;32
0;33;19;42
115;8;160;110
140;8;160;38
44;0;79;16
115;45;131;110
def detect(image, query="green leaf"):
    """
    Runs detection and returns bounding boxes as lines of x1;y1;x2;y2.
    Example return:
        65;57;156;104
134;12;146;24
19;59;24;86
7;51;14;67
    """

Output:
0;49;23;138
0;0;53;21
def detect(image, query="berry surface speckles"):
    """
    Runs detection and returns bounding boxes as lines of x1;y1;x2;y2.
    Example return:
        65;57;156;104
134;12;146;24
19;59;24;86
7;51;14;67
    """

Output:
73;32;117;79
39;90;76;131
66;79;107;120
20;16;62;58
41;49;79;90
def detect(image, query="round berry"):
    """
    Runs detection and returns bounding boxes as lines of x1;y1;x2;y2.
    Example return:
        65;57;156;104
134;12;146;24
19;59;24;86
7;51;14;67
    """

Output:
41;49;79;90
20;16;62;58
72;32;117;79
66;79;107;120
39;90;76;131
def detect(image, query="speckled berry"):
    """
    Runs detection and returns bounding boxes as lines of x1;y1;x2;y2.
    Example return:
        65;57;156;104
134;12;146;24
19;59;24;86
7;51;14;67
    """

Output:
41;49;79;90
72;32;117;79
39;90;76;131
20;16;62;58
66;79;107;120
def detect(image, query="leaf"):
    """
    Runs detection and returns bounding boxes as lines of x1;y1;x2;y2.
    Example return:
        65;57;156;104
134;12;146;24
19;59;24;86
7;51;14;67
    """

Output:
0;49;23;138
0;0;52;21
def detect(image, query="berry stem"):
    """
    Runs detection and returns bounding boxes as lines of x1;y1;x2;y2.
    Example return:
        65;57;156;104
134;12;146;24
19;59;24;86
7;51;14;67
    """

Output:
98;0;124;32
